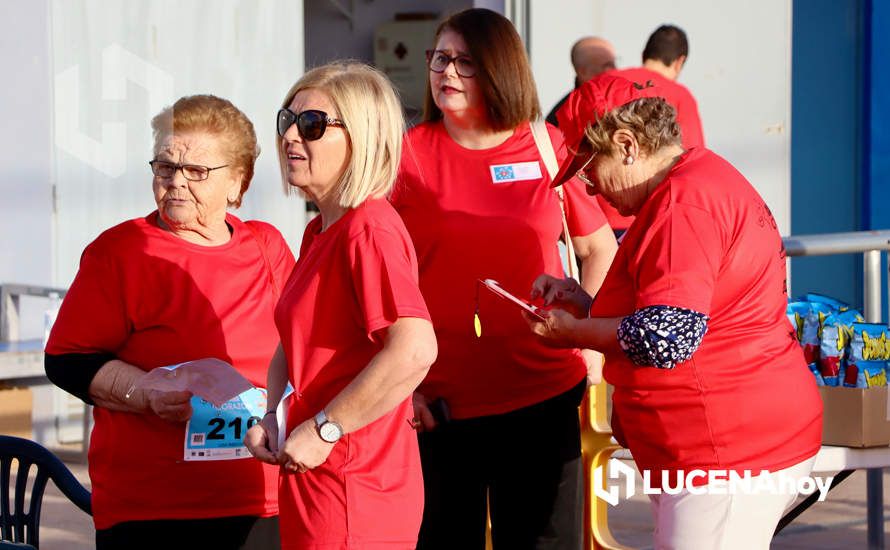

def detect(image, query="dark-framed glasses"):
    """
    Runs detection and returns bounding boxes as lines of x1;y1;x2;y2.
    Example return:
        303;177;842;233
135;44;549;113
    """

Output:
148;160;228;181
575;151;598;188
277;108;346;141
425;49;476;78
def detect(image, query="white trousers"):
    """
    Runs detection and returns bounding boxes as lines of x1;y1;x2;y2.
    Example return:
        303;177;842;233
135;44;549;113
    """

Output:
648;456;818;550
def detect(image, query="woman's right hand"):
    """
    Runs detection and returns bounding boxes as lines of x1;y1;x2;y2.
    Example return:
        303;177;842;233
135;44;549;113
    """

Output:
146;390;193;422
411;392;437;432
530;274;593;319
244;413;280;464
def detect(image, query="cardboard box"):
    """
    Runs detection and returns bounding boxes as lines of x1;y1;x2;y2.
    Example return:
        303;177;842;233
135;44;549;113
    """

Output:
0;386;33;439
820;385;890;447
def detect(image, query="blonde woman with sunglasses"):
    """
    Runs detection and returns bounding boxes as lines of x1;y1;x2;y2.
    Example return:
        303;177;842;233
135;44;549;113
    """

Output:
245;61;437;549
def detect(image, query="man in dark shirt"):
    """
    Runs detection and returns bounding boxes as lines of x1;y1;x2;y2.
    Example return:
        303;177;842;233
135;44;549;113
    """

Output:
545;36;616;126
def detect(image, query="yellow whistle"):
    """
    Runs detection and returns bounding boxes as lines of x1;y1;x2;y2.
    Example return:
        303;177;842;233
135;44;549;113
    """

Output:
474;313;482;338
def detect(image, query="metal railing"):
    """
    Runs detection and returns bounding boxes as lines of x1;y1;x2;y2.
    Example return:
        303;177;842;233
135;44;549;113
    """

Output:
783;229;890;550
0;283;67;343
0;283;89;463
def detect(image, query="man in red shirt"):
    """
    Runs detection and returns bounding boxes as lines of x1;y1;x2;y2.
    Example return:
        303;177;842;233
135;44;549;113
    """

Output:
602;24;705;232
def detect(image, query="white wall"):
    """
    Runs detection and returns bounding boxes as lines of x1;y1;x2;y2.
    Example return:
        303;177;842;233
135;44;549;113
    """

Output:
0;0;53;288
50;0;306;286
529;0;793;234
529;0;596;115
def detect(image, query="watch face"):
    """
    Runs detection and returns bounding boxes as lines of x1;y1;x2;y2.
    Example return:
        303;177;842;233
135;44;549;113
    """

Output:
319;421;342;442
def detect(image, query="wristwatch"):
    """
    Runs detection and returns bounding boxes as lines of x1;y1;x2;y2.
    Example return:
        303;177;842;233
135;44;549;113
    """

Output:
314;410;344;443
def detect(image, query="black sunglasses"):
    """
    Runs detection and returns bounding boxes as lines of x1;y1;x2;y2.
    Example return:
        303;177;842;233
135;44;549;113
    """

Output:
277;108;346;141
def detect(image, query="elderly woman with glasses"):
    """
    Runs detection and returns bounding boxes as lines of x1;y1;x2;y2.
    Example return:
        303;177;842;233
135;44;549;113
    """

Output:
391;8;618;550
45;94;295;549
243;61;437;549
526;73;822;549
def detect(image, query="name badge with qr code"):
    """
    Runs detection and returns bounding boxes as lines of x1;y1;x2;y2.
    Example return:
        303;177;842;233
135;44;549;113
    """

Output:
489;161;543;184
184;386;291;461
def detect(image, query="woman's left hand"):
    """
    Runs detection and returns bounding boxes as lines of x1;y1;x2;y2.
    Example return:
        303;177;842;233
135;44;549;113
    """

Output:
530;274;592;319
146;389;194;422
581;348;604;385
277;418;335;473
523;308;580;348
244;413;280;464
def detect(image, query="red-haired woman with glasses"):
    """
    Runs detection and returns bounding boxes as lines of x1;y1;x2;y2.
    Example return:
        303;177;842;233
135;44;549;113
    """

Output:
392;8;617;549
45;95;294;549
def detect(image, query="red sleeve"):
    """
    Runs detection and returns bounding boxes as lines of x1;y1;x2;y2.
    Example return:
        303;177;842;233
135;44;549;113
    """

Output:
390;134;421;210
545;122;608;236
45;242;130;355
677;92;705;149
247;220;296;291
298;216;322;258
271;235;296;284
631;202;723;314
348;226;431;341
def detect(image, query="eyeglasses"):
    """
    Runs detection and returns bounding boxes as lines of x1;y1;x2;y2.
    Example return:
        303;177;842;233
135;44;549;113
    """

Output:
426;49;476;78
149;160;228;181
575;151;598;188
277;108;346;141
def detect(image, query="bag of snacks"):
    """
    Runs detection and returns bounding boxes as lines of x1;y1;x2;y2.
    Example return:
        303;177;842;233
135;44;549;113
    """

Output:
787;301;828;365
845;323;890;388
803;293;852;312
819;309;864;387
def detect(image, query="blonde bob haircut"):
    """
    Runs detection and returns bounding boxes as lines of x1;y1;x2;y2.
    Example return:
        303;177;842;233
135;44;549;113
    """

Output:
278;61;405;208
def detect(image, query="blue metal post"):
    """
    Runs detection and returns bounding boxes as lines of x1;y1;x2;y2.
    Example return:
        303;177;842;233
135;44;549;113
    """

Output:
861;1;887;547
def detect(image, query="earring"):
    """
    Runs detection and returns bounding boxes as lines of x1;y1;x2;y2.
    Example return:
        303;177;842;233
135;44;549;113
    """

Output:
624;156;635;166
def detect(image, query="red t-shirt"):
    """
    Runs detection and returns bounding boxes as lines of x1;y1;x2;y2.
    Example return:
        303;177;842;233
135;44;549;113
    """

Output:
591;148;822;481
45;212;295;529
595;197;635;233
393;120;608;418
599;67;706;231
274;198;430;549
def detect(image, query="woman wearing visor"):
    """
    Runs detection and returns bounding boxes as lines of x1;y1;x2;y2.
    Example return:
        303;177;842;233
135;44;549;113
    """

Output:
526;73;822;549
245;61;437;549
392;8;617;549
